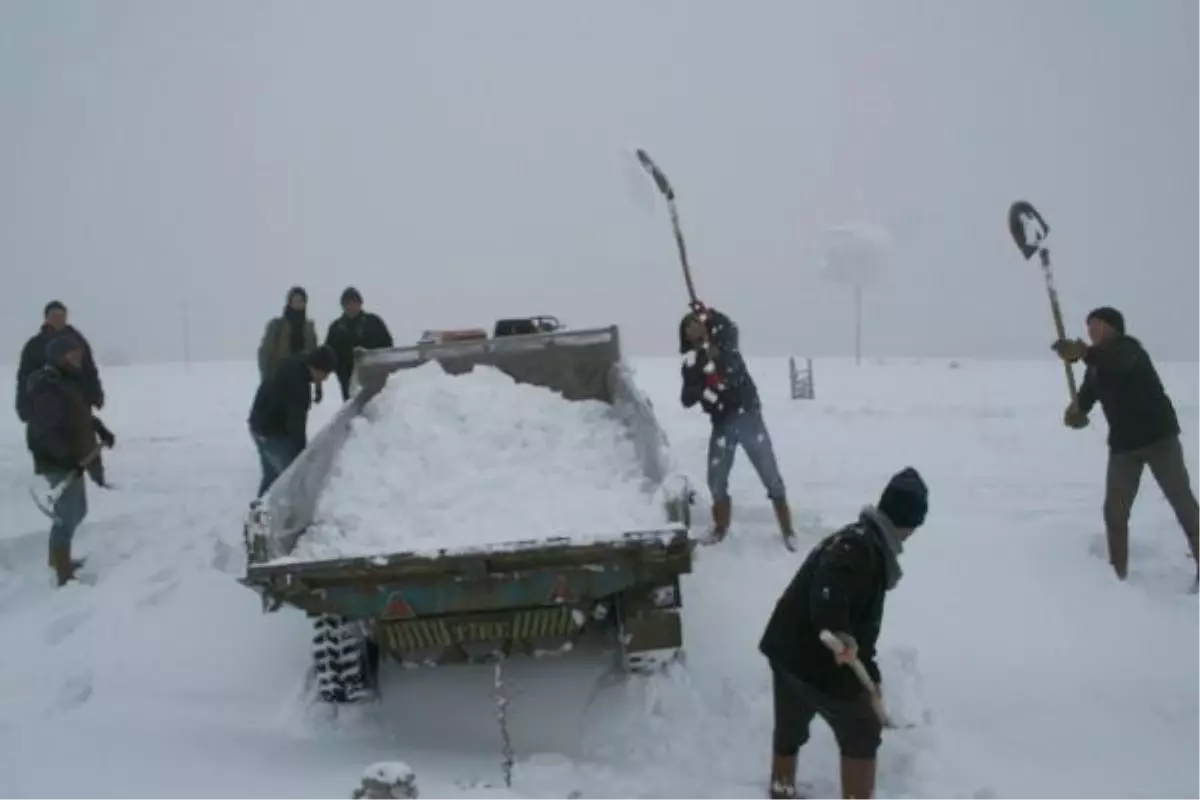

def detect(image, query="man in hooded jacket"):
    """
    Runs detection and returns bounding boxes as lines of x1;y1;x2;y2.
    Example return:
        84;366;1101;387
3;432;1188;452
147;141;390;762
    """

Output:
1053;306;1198;585
759;466;929;800
258;286;321;401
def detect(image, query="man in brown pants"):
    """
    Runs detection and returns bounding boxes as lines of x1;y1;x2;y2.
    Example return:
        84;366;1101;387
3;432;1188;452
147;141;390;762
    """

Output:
759;467;929;799
1054;306;1199;585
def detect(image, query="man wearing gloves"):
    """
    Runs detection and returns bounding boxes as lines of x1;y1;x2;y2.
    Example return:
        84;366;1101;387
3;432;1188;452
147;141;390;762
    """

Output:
1054;306;1198;586
24;334;116;586
679;302;796;550
758;467;929;800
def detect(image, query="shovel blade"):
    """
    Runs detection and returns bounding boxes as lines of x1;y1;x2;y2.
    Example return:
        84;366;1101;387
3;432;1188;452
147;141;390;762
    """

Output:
29;476;64;521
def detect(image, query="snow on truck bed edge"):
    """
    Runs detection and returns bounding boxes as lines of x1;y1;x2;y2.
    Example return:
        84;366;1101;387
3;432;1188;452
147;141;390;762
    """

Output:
273;363;671;564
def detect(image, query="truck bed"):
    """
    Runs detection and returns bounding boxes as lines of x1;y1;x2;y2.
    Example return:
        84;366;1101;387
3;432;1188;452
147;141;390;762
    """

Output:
242;326;692;572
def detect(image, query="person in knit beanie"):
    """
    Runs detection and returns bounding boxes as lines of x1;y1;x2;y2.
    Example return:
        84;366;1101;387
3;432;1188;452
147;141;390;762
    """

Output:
1053;307;1197;586
757;466;928;800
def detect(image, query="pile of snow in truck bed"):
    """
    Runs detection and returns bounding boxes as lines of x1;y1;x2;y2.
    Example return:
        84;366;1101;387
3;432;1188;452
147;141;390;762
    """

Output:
289;362;668;561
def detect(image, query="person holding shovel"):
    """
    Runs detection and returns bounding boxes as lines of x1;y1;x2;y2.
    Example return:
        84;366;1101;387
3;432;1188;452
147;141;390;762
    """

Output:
679;302;796;550
758;467;928;800
24;334;115;586
1053;306;1199;586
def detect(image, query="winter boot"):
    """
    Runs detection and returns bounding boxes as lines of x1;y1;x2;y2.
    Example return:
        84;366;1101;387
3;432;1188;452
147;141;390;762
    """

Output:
769;753;798;798
772;498;798;552
708;498;732;544
49;543;82;587
47;542;84;572
839;756;877;799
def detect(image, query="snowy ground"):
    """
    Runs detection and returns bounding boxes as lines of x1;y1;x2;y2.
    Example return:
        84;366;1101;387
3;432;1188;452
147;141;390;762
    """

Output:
0;355;1196;799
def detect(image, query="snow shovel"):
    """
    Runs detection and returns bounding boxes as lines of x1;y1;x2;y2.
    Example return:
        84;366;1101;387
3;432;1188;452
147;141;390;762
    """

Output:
29;446;103;523
819;629;915;731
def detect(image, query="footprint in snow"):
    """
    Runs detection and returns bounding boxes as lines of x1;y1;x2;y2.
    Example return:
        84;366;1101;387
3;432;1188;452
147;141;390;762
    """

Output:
210;539;241;574
136;577;181;609
44;608;92;645
147;565;176;584
55;671;94;711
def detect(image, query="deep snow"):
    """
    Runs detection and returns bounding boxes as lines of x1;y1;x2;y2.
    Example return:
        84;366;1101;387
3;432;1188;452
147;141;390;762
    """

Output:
0;355;1196;799
294;361;664;562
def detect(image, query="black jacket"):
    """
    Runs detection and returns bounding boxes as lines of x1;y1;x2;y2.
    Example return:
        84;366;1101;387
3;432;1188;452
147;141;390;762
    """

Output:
324;312;393;384
679;309;761;423
759;512;891;699
1077;335;1180;453
25;365;98;475
248;354;314;452
16;324;103;421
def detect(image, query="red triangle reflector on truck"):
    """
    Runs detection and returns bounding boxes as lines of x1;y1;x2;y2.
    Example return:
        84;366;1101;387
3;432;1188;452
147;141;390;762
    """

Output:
547;574;574;604
383;591;416;620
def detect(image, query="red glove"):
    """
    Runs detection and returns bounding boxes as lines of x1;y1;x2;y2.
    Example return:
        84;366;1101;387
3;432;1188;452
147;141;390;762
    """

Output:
704;371;724;390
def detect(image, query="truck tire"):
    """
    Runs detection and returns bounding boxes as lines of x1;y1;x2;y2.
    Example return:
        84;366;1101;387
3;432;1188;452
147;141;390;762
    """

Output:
311;614;379;704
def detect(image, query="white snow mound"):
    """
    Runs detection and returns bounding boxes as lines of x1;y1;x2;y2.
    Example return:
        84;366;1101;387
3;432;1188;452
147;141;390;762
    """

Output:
291;363;666;561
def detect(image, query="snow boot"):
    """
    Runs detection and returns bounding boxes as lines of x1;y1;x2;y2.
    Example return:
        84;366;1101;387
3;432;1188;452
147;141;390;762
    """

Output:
47;542;85;573
773;498;798;551
840;756;877;799
708;498;731;544
769;753;798;798
49;543;82;587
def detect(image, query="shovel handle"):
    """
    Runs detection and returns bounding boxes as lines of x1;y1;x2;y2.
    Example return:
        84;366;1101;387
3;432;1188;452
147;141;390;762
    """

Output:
819;629;891;727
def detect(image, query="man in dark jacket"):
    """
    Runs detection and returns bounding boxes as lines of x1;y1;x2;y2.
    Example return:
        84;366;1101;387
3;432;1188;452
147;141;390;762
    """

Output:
248;345;336;497
25;334;114;586
680;302;795;549
16;300;104;422
759;467;928;800
1054;306;1198;584
324;286;394;401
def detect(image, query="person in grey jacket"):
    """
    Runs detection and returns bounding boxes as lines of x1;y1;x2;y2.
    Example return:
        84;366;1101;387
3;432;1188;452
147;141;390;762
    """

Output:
258;286;321;403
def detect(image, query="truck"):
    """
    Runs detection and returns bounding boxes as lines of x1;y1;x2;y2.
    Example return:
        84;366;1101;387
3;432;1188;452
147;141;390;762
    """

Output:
240;322;699;704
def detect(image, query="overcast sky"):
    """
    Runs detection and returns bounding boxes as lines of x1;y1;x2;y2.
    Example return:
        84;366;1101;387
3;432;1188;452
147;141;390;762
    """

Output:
1;0;1196;364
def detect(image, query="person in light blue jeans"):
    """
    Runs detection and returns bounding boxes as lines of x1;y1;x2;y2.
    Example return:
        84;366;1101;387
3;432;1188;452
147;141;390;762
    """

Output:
708;407;788;512
679;303;796;548
247;345;336;498
251;433;301;498
24;333;105;585
47;469;89;556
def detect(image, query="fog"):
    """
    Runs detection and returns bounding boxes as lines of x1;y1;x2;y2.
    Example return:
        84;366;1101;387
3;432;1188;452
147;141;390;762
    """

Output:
1;0;1196;365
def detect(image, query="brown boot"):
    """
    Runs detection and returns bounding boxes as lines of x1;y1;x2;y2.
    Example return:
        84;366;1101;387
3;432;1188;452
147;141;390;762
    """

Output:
772;498;798;551
709;498;732;543
769;753;797;798
49;543;82;587
48;541;84;571
839;756;876;799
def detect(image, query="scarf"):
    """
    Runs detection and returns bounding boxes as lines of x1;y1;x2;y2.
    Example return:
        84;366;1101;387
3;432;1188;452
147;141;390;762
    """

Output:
284;306;307;354
859;505;904;590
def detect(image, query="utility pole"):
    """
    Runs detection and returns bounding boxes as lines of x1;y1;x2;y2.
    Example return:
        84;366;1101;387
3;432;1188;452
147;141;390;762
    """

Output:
182;300;192;371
